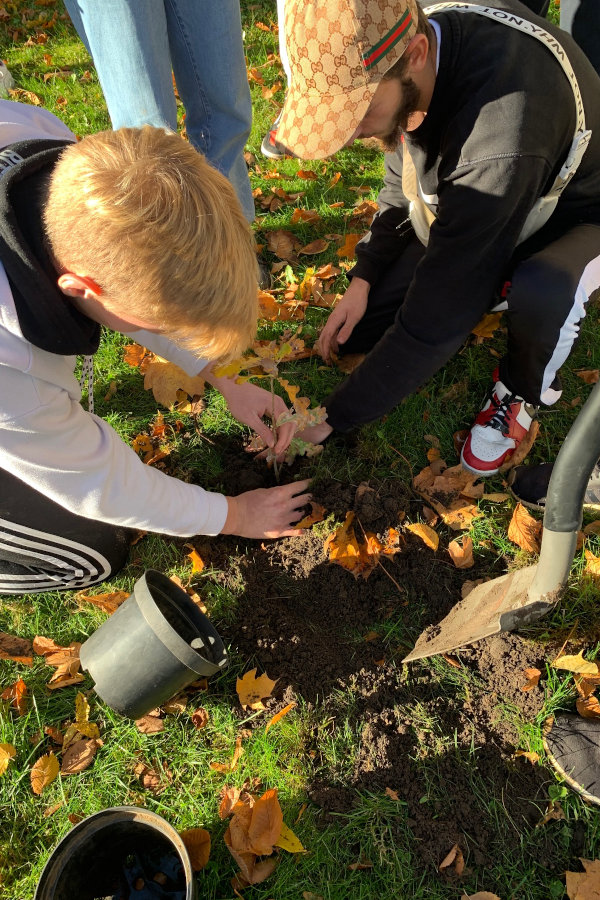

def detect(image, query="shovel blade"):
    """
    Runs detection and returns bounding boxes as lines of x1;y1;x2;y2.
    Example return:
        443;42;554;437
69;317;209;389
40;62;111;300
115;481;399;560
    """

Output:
402;564;554;663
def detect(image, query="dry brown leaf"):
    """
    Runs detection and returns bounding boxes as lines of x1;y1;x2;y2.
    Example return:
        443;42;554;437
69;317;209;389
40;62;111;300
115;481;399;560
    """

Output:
133;760;168;794
447;535;474;568
135;714;165;734
507;503;542;553
336;233;362;259
44;725;64;746
0;631;33;666
266;229;301;261
265;701;296;733
442;654;462;668
584;549;600;579
191;708;209;729
348;858;374;870
180;828;211;871
0;743;16;777
584;521;600;536
574;675;600;699
515;749;540;764
75;589;128;614
576;369;600;384
8;87;42;105
210;733;244;773
43;801;63;818
553;651;600;675
385;787;400;801
499;419;540;472
461;894;502;900
297;169;318;180
520;667;542;692
471;311;503;338
439;843;465;876
295;502;326;529
31;752;59;794
142;356;205;410
577;696;600;719
299;238;330;255
405;522;439;551
123;343;148;367
163;693;188;715
236;669;278;711
247;788;283;855
566;858;600;899
219;786;242;819
60;738;98;774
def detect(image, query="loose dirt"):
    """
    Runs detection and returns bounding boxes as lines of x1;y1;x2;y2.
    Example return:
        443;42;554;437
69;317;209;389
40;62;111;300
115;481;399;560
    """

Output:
194;449;566;872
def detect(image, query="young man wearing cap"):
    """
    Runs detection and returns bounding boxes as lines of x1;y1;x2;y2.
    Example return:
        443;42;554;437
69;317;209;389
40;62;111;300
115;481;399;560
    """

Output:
276;0;600;476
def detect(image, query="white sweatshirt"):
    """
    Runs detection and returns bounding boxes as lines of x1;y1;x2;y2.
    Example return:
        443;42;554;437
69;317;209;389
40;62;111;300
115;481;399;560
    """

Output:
0;100;228;537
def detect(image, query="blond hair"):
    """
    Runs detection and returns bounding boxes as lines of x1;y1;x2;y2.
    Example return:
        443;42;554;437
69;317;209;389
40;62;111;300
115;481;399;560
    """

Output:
44;126;258;360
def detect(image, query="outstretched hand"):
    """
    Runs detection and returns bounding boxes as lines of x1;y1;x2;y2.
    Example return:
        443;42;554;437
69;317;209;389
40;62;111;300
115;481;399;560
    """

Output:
222;479;312;538
317;276;370;363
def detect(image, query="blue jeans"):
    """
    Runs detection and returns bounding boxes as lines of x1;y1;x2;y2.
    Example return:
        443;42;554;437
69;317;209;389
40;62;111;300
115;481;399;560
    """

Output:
64;0;255;221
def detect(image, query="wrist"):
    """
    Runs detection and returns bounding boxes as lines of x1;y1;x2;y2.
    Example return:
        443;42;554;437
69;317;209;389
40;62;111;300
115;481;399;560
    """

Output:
221;496;239;535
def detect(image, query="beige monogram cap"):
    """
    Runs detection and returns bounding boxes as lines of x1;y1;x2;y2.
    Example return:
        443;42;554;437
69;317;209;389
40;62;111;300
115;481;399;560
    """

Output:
277;0;420;160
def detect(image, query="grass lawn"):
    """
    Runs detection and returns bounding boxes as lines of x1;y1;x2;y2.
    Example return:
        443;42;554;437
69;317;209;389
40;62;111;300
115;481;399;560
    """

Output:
3;1;600;899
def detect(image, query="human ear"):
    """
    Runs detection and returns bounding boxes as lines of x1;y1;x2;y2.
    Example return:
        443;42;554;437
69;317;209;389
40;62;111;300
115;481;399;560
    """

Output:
404;33;430;75
57;272;102;300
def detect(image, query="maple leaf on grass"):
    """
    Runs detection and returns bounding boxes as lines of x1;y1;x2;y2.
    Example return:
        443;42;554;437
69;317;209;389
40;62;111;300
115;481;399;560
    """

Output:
566;859;600;900
237;669;277;711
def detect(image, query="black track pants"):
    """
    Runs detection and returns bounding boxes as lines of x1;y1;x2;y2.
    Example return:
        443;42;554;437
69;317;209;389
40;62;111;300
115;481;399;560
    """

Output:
343;223;600;406
0;468;132;595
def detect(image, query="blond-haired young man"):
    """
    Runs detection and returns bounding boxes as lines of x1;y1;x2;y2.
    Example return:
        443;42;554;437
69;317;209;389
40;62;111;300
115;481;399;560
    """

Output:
0;100;310;594
280;0;600;476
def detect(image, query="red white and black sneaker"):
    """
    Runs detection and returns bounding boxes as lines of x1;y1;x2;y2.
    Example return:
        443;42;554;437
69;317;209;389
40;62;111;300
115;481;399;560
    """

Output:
260;113;290;160
461;369;537;476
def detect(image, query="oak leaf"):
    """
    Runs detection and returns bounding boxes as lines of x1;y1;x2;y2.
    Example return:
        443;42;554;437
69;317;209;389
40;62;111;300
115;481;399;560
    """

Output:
448;535;474;568
0;631;33;666
0;743;16;776
265;701;296;733
31;752;59;794
236;669;277;711
405;522;439;551
180;828;211;871
507;503;542;553
553;651;599;675
566;859;600;900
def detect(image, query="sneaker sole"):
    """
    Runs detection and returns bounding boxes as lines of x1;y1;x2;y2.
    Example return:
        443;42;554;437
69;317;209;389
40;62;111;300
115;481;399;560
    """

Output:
460;448;501;477
260;140;287;160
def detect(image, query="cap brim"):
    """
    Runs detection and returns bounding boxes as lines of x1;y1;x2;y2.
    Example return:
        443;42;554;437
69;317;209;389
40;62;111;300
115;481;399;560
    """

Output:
276;79;379;161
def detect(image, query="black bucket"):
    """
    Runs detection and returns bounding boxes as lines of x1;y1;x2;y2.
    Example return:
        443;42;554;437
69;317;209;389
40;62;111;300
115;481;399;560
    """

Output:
35;806;195;899
79;569;227;719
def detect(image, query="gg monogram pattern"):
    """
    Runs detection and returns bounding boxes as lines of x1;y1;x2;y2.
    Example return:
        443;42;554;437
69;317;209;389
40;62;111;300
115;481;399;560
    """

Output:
277;0;419;159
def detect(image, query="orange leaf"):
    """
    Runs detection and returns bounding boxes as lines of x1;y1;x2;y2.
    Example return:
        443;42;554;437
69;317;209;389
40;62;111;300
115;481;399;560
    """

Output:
566;859;600;899
185;544;205;574
210;733;244;773
471;312;503;338
265;701;296;733
297;169;318;180
577;695;600;719
515;750;540;764
236;669;278;711
191;708;209;729
405;522;439;551
180;828;211;871
247;788;283;856
123;343;148;367
499;419;540;472
219;785;242;819
75;589;128;615
1;677;28;716
299;239;330;255
336;233;361;259
295;502;326;529
576;369;600;384
439;843;464;876
507;503;542;553
290;208;321;225
447;535;474;569
329;171;342;187
385;787;400;801
584;549;600;579
520;667;542;692
31;752;59;794
266;229;301;261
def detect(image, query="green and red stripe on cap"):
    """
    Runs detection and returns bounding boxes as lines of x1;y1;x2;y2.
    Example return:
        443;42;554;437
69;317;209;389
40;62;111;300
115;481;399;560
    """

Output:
362;8;413;70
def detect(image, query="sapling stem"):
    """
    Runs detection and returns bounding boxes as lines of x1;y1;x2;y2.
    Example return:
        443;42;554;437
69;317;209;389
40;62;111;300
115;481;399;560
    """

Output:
269;375;280;483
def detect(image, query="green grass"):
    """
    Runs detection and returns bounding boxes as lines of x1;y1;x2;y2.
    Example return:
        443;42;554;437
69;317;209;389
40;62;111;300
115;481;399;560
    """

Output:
2;1;600;898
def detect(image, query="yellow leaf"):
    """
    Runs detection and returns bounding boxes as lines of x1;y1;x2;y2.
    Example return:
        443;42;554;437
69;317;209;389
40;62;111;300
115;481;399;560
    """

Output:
554;651;600;675
236;669;278;711
265;701;296;733
75;692;89;725
275;821;305;853
209;734;244;773
142;356;205;410
584;549;600;579
185;544;205;574
0;743;16;776
447;535;474;568
31;752;59;795
75;589;128;614
405;522;439;551
180;828;211;871
471;311;503;338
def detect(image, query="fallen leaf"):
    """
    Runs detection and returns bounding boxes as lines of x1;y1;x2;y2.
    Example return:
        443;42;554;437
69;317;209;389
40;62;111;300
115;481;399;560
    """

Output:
566;858;600;899
180;828;211;871
348;857;373;870
336;233;362;259
584;549;600;579
576;369;600;384
553;651;600;675
515;749;540;764
247;788;283;855
508;503;542;553
60;738;98;774
219;785;242;819
576;695;600;719
74;589;128;614
142;355;205;410
0;743;16;776
275;821;305;853
439;843;464;876
133;760;167;794
385;787;400;801
303;894;324;900
210;733;244;773
405;522;439;551
295;502;326;529
297;169;318;180
31;752;59;794
574;675;600;699
185;545;205;574
265;702;296;733
584;521;600;536
447;535;474;568
0;631;33;666
520;667;542;692
471;312;503;338
461;894;502;900
499;419;540;472
442;654;462;668
135;714;165;734
8;87;42;105
299;239;330;255
191;708;209;729
43;801;63;818
236;669;278;711
1;678;27;715
266;229;301;261
163;693;188;714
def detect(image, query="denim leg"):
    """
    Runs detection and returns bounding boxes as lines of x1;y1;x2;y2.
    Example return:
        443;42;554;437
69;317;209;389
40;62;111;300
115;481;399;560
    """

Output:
63;0;177;131
164;0;254;221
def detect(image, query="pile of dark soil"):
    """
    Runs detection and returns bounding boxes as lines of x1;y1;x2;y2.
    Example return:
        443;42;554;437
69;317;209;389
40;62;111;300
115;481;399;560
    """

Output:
195;449;565;872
